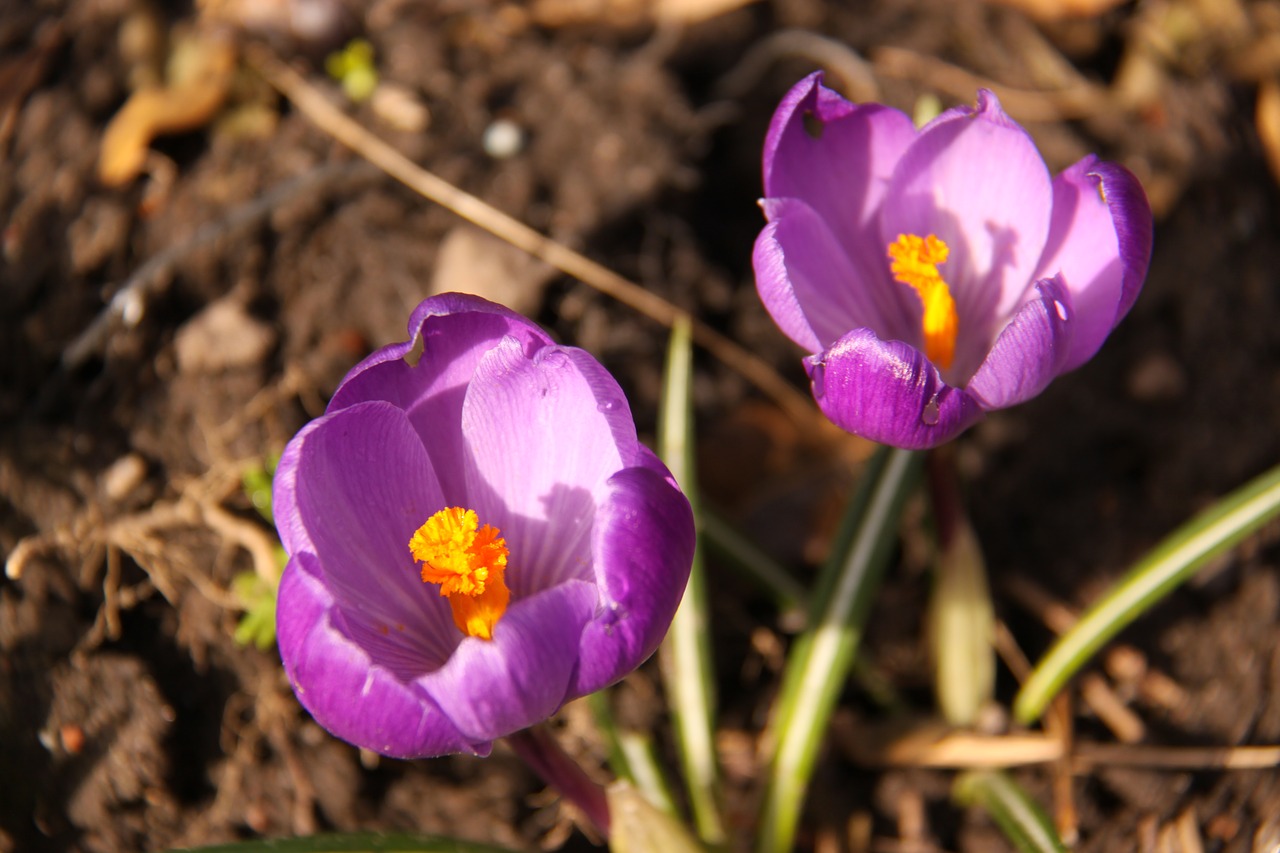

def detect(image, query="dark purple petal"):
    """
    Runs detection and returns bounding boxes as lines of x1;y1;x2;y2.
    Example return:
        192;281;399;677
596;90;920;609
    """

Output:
273;417;320;559
966;276;1075;409
755;197;915;351
1035;157;1152;370
277;551;485;758
1095;162;1153;323
762;73;916;292
329;294;556;498
421;580;597;742
571;462;695;697
879;90;1053;375
460;339;640;598
805;328;985;449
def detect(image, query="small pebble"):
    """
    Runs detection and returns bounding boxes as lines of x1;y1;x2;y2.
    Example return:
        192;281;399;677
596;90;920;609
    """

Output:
482;118;524;159
101;453;147;502
60;724;85;754
174;299;277;374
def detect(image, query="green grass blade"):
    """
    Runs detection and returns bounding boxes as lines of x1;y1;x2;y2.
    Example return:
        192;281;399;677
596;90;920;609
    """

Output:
657;315;725;846
586;690;637;786
618;731;681;817
953;771;1067;853
755;447;922;853
586;691;680;817
1014;461;1280;724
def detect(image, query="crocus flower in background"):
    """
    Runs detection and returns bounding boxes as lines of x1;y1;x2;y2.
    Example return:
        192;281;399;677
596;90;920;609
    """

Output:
753;73;1153;449
274;294;695;758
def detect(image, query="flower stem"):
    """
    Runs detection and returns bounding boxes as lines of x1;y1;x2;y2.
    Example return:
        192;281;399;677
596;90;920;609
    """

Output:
505;726;611;838
755;446;922;853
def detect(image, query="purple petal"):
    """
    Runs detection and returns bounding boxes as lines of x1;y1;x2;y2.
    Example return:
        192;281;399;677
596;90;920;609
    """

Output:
966;276;1075;409
277;551;485;758
805;328;985;449
879;90;1053;374
571;463;695;697
290;401;460;666
460;339;640;598
762;73;917;290
421;580;597;742
329;294;555;498
1035;157;1152;370
755;198;915;351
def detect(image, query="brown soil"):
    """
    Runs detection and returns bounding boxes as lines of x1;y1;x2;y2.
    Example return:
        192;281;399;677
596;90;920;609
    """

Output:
3;1;1280;851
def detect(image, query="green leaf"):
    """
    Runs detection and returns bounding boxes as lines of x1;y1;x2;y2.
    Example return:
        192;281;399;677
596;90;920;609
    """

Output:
1013;461;1280;724
755;447;922;853
656;315;725;846
929;517;995;727
953;771;1067;853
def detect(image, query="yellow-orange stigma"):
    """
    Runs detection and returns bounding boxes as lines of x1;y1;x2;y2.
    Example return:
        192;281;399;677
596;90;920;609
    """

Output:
887;233;959;370
409;507;510;641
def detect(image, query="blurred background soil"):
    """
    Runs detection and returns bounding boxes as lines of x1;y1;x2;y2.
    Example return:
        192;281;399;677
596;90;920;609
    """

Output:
3;0;1280;850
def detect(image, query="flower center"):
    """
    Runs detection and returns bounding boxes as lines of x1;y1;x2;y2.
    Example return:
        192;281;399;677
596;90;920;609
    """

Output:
887;233;959;370
409;507;510;641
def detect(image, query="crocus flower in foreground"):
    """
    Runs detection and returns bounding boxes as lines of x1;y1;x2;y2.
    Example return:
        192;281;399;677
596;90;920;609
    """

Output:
753;73;1153;449
274;294;695;757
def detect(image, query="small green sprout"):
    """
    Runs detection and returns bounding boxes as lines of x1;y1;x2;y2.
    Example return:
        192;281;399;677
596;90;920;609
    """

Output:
235;455;284;650
325;38;379;103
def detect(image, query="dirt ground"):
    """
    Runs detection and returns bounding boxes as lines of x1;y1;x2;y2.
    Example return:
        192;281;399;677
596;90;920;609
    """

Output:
3;0;1280;851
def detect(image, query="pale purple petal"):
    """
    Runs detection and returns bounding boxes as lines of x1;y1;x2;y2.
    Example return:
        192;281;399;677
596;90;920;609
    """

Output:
571;463;696;697
277;551;484;758
967;276;1075;409
460;340;638;597
291;401;459;666
421;580;597;742
763;73;917;286
805;329;985;449
879;89;1053;373
329;294;555;498
754;198;914;351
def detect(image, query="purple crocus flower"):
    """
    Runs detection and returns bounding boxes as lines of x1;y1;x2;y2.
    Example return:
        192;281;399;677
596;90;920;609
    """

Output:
753;73;1153;449
274;294;694;758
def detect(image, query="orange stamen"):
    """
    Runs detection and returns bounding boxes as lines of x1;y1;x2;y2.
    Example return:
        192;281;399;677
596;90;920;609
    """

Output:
887;233;959;369
409;507;510;640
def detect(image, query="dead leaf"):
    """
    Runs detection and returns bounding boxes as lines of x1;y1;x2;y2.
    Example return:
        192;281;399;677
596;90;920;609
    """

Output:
978;0;1128;22
1257;77;1280;185
98;31;237;187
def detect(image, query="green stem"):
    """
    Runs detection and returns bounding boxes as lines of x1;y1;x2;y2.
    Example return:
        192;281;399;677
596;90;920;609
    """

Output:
755;447;922;853
1014;461;1280;724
